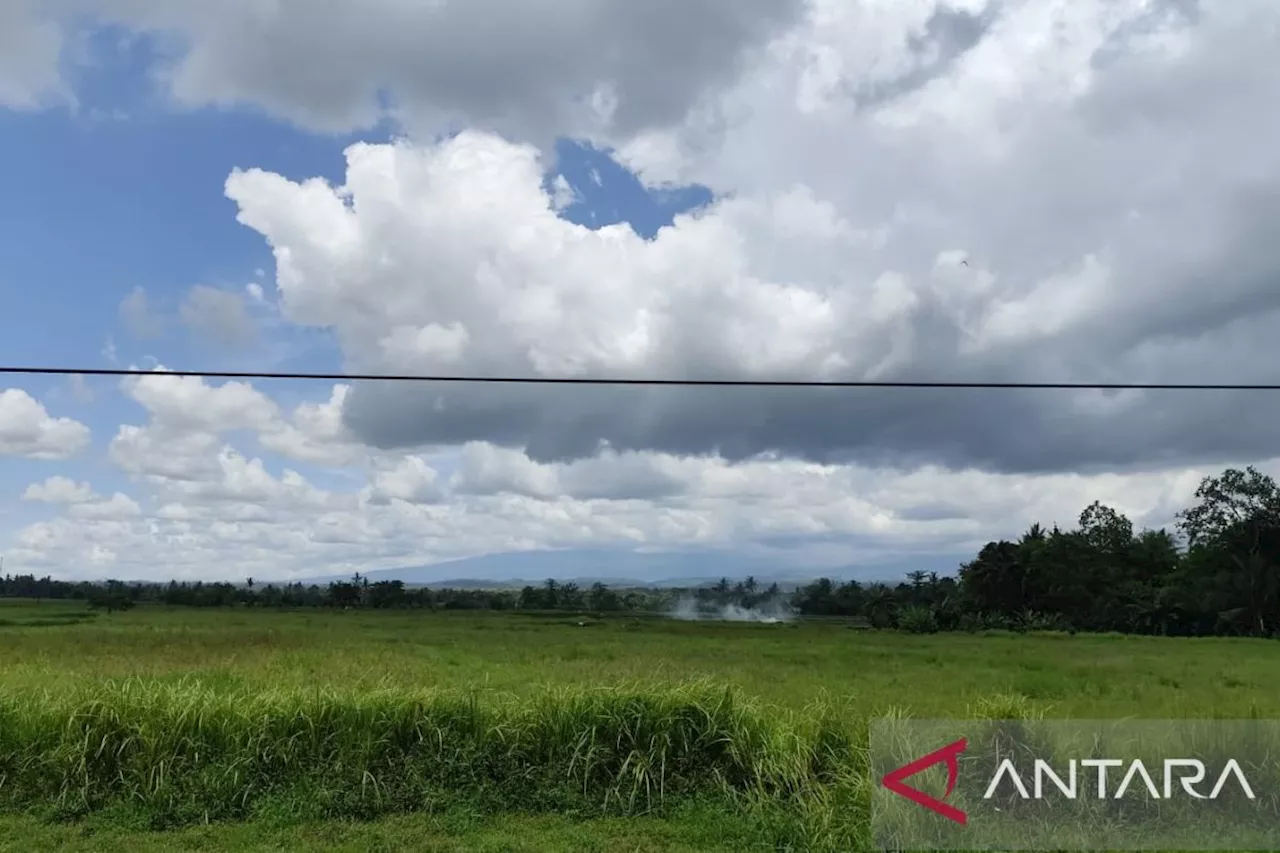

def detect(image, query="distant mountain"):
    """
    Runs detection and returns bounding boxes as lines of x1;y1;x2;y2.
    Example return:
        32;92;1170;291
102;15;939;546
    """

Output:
420;576;653;590
417;578;525;590
297;548;963;589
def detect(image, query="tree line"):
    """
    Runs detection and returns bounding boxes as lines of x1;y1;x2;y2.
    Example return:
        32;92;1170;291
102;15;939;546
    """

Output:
0;573;705;615
793;466;1280;637
2;467;1277;638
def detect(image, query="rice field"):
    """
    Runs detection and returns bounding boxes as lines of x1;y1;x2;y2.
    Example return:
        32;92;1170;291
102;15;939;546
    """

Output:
1;600;1279;851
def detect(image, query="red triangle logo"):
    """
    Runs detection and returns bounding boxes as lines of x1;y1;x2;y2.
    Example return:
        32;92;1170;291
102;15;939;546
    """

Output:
881;737;968;825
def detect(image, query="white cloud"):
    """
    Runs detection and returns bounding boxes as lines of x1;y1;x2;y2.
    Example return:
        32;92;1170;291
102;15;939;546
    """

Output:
361;456;444;506
68;493;142;521
0;390;91;460
5;0;1280;583
0;373;1229;582
109;423;224;483
228;74;1280;472
257;385;367;467
0;406;1243;582
452;442;561;500
122;369;280;433
225;135;875;386
378;322;470;367
112;370;365;478
22;476;95;504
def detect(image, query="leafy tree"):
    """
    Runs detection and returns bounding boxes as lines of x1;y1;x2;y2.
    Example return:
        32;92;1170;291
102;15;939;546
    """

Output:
327;581;361;609
1177;467;1280;637
588;582;620;611
958;541;1026;617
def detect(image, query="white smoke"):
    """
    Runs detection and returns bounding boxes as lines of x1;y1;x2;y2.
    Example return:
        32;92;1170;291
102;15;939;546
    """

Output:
669;596;796;623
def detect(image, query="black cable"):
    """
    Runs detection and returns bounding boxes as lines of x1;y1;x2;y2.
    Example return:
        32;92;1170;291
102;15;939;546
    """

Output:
2;365;1279;390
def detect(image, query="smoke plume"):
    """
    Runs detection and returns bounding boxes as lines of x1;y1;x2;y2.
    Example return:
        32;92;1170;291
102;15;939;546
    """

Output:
669;596;796;624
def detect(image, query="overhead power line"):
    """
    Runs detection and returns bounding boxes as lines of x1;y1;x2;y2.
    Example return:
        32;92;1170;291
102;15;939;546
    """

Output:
2;365;1280;391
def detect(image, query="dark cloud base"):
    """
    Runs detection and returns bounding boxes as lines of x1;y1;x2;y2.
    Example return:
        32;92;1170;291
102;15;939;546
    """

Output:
342;380;1280;474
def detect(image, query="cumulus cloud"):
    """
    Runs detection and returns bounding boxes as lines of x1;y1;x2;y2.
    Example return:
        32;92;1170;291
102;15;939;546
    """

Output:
22;476;96;504
226;20;1280;474
257;385;367;467
68;492;142;521
122;369;278;432
0;390;91;460
114;369;364;471
361;456;444;506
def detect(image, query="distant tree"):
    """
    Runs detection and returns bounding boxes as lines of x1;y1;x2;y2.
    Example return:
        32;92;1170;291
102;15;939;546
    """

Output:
559;582;584;609
367;580;407;609
518;585;542;609
864;584;897;629
588;582;620;612
87;590;134;614
795;578;836;616
327;580;361;609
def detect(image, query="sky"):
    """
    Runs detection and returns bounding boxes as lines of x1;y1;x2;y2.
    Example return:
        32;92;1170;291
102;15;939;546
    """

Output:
2;0;1280;584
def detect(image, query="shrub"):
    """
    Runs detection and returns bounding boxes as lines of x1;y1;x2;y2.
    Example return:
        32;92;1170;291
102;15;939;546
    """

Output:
897;606;939;634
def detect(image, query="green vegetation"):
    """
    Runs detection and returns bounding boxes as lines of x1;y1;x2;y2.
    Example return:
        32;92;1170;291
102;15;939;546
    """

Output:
0;809;764;852
2;602;1279;850
0;680;860;850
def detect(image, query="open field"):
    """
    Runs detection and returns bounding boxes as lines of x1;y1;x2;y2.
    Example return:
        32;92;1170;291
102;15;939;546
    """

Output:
2;600;1279;851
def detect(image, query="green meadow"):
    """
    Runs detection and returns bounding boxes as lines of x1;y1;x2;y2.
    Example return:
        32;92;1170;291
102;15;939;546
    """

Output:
1;600;1278;851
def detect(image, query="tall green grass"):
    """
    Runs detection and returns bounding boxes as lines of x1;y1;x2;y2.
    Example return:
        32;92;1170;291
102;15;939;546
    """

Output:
0;678;867;848
6;607;1279;850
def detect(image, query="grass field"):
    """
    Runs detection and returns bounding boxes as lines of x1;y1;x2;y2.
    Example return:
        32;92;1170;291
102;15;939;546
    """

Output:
2;599;1279;851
